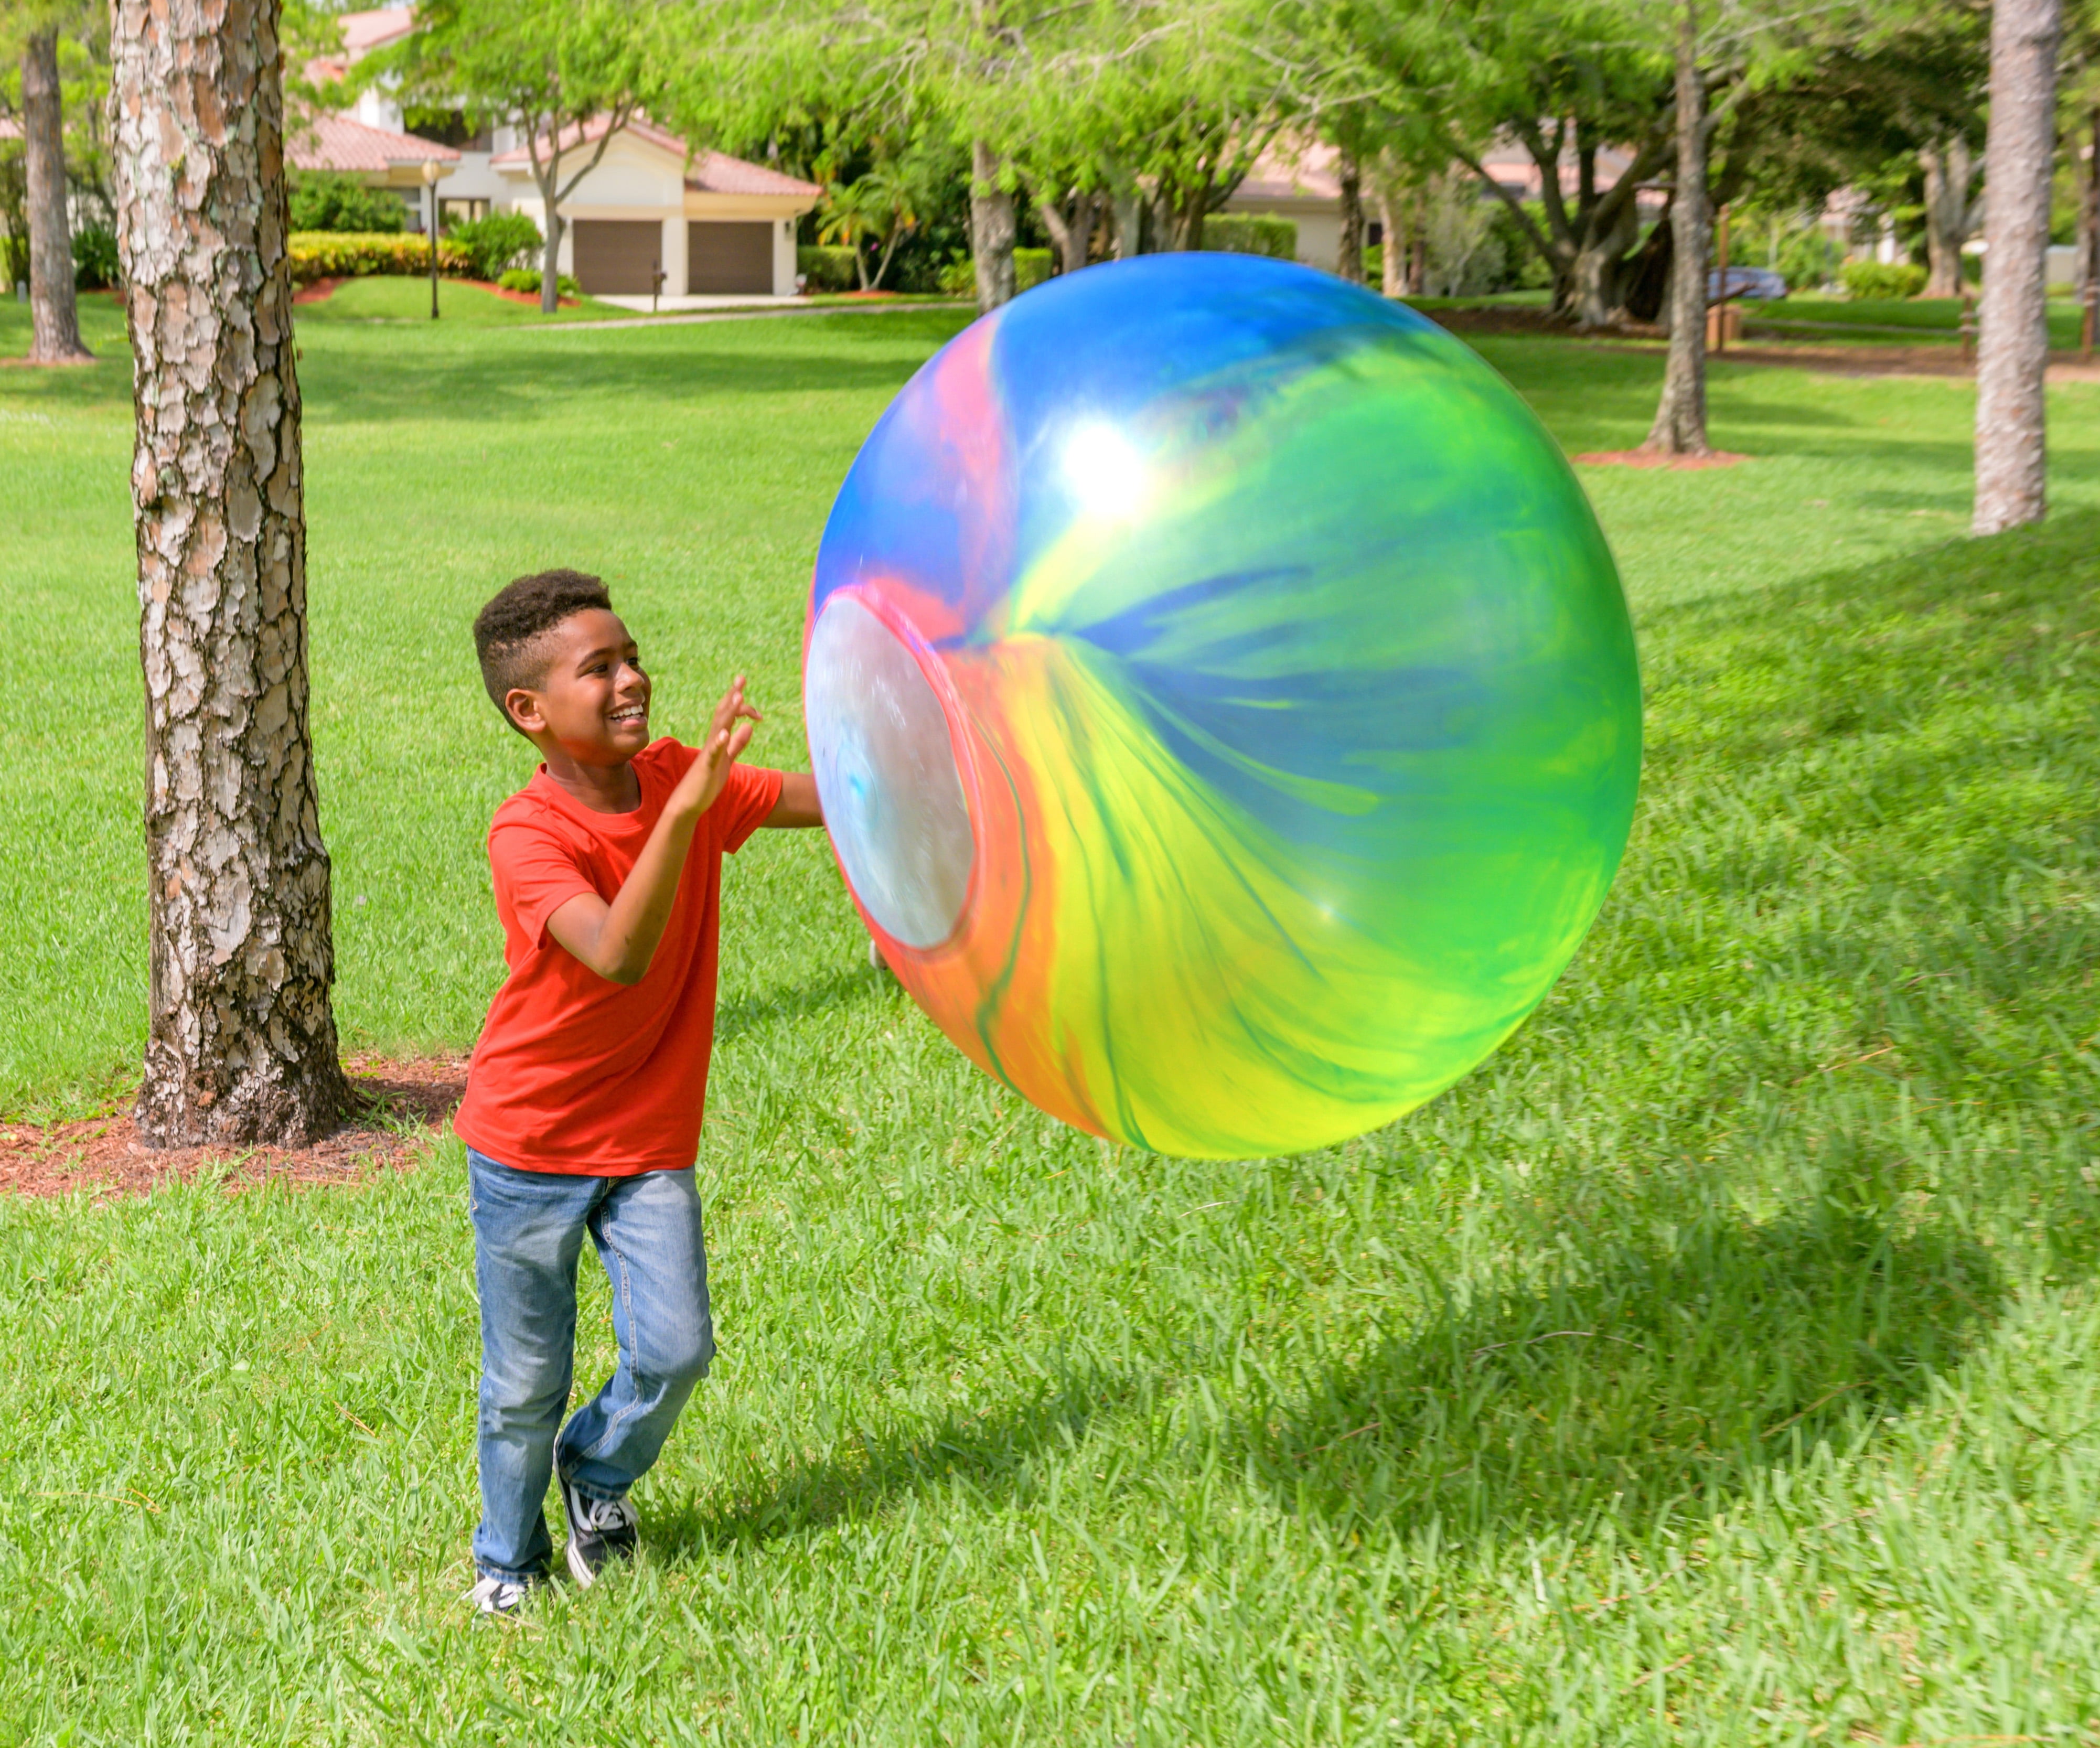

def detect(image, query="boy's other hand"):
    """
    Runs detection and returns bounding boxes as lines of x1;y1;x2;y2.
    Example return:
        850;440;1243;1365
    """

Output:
671;675;761;822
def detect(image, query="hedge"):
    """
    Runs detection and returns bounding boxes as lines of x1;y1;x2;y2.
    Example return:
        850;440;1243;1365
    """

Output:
446;213;542;283
496;267;581;298
1201;214;1297;260
1839;260;1927;300
798;244;860;293
288;231;471;285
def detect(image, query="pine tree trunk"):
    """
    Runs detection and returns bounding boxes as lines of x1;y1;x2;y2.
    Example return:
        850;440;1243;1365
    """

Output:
1973;0;2063;536
24;28;93;364
1921;137;1977;299
1644;1;1711;456
1335;150;1365;285
970;139;1015;312
111;0;350;1148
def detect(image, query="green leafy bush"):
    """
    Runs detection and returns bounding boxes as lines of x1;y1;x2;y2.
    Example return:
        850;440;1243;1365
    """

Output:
1014;247;1052;292
445;212;540;282
1840;260;1927;299
938;255;975;298
288;231;470;285
1201;214;1297;260
287;172;406;234
496;266;580;298
798;244;860;293
72;224;120;290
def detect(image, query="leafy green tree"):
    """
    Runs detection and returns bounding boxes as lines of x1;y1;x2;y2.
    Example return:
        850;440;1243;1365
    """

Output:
363;0;658;312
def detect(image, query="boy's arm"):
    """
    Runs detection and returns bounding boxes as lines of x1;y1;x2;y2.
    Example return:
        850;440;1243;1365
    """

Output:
545;678;758;985
762;771;823;829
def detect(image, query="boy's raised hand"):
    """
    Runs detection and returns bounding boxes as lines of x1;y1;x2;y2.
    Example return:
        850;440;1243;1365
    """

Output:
671;675;762;820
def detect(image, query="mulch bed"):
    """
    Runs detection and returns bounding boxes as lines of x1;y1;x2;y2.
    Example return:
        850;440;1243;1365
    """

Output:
290;277;582;310
0;1055;467;1200
1573;448;1750;470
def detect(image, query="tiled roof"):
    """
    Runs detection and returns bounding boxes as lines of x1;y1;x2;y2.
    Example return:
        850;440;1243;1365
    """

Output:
687;151;820;197
492;114;820;197
339;6;416;56
287;112;458;174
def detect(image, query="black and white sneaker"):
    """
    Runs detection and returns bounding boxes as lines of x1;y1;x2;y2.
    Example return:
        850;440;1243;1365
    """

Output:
561;1478;639;1586
466;1573;535;1617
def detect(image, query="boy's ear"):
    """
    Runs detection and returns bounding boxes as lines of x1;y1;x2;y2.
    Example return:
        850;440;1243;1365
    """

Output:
504;687;547;736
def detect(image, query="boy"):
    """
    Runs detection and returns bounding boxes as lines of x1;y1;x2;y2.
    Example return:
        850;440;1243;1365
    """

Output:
453;568;822;1615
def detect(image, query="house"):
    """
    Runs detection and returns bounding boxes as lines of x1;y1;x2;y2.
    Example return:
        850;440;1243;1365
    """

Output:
1224;136;1665;274
294;6;819;298
490;116;820;298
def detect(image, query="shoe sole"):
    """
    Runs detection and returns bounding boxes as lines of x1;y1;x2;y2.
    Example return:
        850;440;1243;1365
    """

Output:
565;1534;599;1588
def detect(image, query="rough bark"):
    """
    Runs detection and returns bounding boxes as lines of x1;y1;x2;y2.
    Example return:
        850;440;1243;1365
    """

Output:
1973;0;2063;536
24;28;93;364
1335;149;1365;285
1644;1;1712;457
970;138;1015;310
1920;135;1982;299
111;0;350;1148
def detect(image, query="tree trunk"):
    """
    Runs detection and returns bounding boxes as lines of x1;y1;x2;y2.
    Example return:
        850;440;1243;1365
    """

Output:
970;139;1015;312
1377;187;1402;296
1111;182;1143;259
1335;149;1365;285
1567;197;1642;329
2076;106;2099;311
1973;0;2063;536
1644;2;1712;456
1921;136;1978;299
24;29;93;364
539;201;563;314
111;0;350;1148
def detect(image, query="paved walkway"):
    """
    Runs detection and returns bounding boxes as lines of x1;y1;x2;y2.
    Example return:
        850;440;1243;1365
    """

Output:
543;298;971;334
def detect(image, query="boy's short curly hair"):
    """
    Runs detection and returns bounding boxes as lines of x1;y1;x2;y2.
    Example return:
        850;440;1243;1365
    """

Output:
473;569;614;729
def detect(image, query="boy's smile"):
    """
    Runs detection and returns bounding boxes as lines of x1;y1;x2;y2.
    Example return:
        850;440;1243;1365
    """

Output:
503;608;658;811
507;608;651;763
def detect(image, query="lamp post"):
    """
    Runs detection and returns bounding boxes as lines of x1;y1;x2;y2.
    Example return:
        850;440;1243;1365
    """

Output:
422;158;442;319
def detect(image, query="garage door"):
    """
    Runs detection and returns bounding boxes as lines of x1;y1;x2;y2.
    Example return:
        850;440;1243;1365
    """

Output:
688;221;773;294
571;220;660;295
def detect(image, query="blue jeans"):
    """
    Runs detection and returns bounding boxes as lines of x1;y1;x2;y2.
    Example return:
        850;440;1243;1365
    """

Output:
466;1147;715;1581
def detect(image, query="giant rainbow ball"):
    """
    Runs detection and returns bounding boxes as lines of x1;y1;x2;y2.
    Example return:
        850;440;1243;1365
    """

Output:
803;253;1640;1159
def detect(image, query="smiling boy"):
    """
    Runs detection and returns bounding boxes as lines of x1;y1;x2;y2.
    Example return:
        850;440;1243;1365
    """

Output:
452;569;821;1615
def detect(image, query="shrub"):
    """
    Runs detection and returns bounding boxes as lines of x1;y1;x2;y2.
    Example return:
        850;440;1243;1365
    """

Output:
446;212;541;282
72;224;120;290
1839;260;1927;299
798;244;860;293
1200;213;1297;260
288;231;472;285
496;266;580;298
1014;246;1052;292
937;254;976;298
287;171;406;234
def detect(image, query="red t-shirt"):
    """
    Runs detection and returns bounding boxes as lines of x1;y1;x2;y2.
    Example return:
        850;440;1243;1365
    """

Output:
453;741;784;1176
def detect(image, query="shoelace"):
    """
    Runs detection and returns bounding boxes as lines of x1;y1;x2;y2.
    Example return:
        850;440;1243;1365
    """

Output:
581;1493;637;1535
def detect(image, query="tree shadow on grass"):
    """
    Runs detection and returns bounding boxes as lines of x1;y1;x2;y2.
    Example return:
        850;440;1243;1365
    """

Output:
1236;1193;2003;1539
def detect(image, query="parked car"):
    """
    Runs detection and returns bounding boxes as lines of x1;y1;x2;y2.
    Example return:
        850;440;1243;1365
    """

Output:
1708;266;1790;302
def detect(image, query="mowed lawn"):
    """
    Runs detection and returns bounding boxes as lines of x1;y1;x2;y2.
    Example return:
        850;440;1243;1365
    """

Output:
2;291;2098;1743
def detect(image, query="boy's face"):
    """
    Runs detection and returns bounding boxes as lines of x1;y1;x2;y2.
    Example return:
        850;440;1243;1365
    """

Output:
505;608;652;765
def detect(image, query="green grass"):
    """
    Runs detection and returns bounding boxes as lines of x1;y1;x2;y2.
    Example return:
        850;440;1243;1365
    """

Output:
293;276;632;325
4;294;2100;1742
1747;294;2091;349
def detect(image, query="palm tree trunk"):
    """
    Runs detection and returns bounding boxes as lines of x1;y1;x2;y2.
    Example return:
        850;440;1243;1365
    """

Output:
1644;0;1712;456
24;28;92;364
1973;0;2063;535
111;0;350;1147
